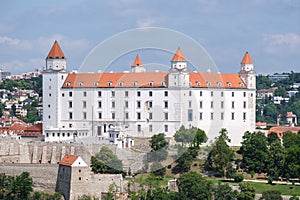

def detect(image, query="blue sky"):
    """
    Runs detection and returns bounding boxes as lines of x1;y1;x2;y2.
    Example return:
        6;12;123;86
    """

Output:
0;0;299;74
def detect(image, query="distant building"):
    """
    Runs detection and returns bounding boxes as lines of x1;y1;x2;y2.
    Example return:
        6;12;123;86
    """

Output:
256;121;267;129
257;89;274;98
268;74;289;82
288;90;298;97
0;69;11;82
273;96;289;104
268;126;300;138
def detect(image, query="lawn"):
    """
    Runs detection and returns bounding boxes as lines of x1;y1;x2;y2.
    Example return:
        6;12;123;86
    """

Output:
248;182;300;196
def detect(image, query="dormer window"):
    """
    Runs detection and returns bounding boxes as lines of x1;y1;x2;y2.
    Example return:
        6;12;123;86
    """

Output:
196;81;201;86
107;81;112;86
66;82;71;87
217;82;222;87
161;81;166;86
132;81;137;86
94;82;98;86
207;82;211;87
118;82;124;86
79;82;83;86
148;81;154;86
240;83;244;87
227;82;232;87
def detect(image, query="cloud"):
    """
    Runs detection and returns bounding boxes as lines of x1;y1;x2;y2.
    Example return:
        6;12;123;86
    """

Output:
263;33;300;54
0;36;32;50
0;58;44;74
137;18;159;28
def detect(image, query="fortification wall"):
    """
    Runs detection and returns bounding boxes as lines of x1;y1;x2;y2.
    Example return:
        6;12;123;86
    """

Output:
0;163;59;190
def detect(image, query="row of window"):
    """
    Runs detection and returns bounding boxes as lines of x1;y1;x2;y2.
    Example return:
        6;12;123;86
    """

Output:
138;124;169;133
66;100;247;110
46;132;88;138
62;90;250;98
197;112;247;121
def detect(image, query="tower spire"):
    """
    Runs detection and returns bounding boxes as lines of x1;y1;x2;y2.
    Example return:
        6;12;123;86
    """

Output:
171;47;186;61
47;41;65;59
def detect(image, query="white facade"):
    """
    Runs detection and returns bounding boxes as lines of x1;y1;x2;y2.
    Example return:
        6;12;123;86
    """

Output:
43;43;256;145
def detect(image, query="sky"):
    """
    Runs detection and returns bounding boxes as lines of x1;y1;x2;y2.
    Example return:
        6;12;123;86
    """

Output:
0;0;299;75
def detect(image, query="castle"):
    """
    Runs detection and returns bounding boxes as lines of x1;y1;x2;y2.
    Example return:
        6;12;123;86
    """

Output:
42;41;256;145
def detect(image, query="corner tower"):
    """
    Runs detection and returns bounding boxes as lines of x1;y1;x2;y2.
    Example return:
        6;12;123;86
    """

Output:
168;48;189;88
238;52;256;89
131;55;145;72
46;40;66;71
43;41;68;141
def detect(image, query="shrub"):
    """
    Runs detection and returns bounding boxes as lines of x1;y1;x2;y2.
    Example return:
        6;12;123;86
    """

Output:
233;173;244;182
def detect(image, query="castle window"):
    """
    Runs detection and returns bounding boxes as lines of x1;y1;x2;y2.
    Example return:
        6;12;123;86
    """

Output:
243;101;246;108
132;81;138;86
207;82;211;87
69;92;72;97
148;81;153;86
243;112;246;120
243;92;246;97
69;112;73;119
232;92;234;97
164;112;168;120
62;93;65;97
79;169;81;173
221;101;224;109
164;91;168;97
161;81;166;86
111;91;115;97
149;112;153;120
199;101;203;109
137;125;141;132
83;101;87;108
227;82;232;87
98;112;102;119
137;112;141;120
149;125;153;132
217;82;222;87
189;91;192;96
46;133;49;137
98;101;102;108
125;112;129;119
98;91;101;97
137;101;141;108
112;101;115;108
164;125;168;132
231;112;235;120
210;101;214;108
221;112;224;120
231;101;235;109
149;91;153;97
94;82;98;86
164;101;168;108
125;101;128;108
196;81;201;86
118;82;124;86
83;112;87;120
221;91;224;97
199;112;203;120
211;91;213;97
48;115;51;119
188;109;193;121
67;132;70;137
48;104;50;108
69;101;72;108
107;81;112;86
62;133;65;137
79;82;83;86
125;91;128;97
189;101;192;108
83;91;87;97
210;112;214;120
79;177;82;180
112;112;115;119
69;124;72;128
137;91;141;97
200;91;202;96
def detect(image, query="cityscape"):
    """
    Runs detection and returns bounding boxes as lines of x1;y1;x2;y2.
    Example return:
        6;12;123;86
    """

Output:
0;1;300;200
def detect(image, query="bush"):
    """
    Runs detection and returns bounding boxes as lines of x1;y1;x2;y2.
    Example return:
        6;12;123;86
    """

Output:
233;173;244;182
267;177;273;185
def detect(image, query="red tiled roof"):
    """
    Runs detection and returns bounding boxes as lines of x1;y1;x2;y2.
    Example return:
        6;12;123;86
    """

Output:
268;126;300;138
132;55;143;67
256;122;267;126
47;41;65;59
59;155;79;166
286;112;296;118
171;47;186;61
241;52;253;64
62;72;246;89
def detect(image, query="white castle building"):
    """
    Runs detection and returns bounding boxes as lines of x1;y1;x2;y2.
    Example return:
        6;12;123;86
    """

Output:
43;41;256;145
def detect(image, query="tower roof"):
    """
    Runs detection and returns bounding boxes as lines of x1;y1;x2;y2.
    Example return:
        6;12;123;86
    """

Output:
59;155;79;166
241;52;253;64
171;47;186;61
47;40;65;59
132;55;143;67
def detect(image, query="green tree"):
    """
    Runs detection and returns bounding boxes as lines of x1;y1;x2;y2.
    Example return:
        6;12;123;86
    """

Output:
177;171;213;200
174;126;207;147
267;132;280;145
11;103;17;116
282;131;300;149
266;140;285;180
205;128;234;176
149;133;169;161
259;190;282;200
91;146;123;174
173;146;198;173
12;172;33;200
238;131;268;173
237;182;255;200
150;162;166;179
214;183;237;200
